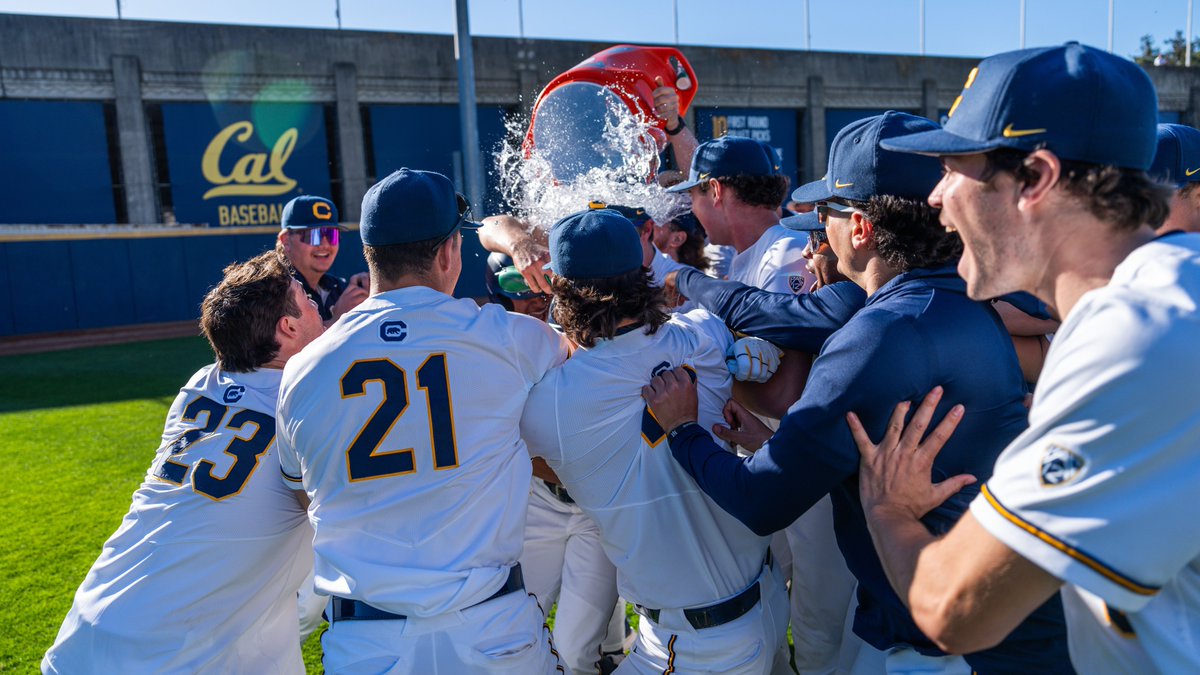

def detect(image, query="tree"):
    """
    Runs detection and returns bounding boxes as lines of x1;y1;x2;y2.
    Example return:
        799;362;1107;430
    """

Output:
1134;30;1200;66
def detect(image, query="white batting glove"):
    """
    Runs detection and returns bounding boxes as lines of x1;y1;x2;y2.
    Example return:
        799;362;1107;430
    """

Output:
725;337;783;383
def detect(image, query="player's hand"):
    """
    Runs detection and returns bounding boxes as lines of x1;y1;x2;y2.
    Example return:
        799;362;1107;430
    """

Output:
849;387;975;523
712;398;772;452
510;238;554;295
652;76;682;128
726;337;782;382
641;367;699;434
330;282;369;321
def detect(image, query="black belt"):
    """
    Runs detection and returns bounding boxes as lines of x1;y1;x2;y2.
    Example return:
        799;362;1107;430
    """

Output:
327;563;524;623
634;553;771;631
543;480;574;504
636;580;761;630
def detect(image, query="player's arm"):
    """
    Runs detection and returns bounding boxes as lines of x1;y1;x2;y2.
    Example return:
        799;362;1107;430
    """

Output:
675;268;865;352
531;457;562;484
294;489;311;510
849;389;1063;653
477;214;553;295
731;346;808;420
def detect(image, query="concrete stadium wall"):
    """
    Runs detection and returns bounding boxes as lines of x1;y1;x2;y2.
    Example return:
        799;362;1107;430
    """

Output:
1;13;1198;338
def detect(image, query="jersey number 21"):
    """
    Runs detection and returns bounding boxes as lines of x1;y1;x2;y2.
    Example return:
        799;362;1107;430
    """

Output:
341;355;459;482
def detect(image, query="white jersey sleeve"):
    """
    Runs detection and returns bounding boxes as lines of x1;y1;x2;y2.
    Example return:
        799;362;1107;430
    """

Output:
503;309;571;390
648;246;691;285
970;252;1200;613
756;229;813;295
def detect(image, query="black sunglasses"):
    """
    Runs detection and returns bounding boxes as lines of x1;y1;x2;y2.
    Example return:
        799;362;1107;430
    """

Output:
428;193;473;252
807;230;829;249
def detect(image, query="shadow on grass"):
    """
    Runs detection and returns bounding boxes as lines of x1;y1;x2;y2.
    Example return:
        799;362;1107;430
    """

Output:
0;337;214;413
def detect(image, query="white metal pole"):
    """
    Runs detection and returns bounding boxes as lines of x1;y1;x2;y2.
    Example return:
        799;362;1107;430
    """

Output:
1188;0;1193;67
115;0;122;19
1107;0;1114;53
919;0;925;55
1020;0;1026;49
804;0;811;50
336;0;342;29
518;0;525;38
673;0;679;45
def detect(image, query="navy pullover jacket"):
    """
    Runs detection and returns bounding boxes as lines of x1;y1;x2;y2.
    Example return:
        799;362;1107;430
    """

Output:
670;265;1072;674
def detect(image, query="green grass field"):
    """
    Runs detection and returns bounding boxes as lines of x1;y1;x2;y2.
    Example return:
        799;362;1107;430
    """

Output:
0;336;642;673
0;337;328;672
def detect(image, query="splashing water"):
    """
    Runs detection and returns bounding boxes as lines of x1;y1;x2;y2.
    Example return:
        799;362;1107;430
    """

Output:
494;82;691;231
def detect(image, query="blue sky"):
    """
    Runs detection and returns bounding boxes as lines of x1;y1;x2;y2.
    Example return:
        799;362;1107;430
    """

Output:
0;0;1195;59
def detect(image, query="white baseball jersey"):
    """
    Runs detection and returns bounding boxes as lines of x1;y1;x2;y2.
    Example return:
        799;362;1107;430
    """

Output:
728;223;813;294
520;309;771;608
970;234;1200;674
277;286;569;617
43;365;311;675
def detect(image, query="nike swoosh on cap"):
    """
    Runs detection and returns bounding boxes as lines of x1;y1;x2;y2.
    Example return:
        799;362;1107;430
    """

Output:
834;180;854;188
1186;168;1200;177
1002;123;1048;138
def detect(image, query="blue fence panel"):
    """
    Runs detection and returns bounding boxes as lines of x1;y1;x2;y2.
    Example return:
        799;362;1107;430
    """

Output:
128;238;191;323
0;244;14;335
161;102;332;227
70;239;135;329
0;100;116;224
6;241;77;333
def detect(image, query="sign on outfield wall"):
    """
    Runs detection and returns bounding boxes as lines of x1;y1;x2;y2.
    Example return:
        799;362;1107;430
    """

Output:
693;107;799;194
161;102;332;226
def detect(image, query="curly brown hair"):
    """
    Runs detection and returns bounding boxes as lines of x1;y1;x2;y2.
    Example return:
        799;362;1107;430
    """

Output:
551;268;670;348
984;148;1172;231
201;251;300;373
855;195;962;273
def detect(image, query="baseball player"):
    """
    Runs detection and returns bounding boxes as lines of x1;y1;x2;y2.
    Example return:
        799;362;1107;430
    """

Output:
644;111;1074;674
1151;123;1200;234
277;195;369;326
667;135;854;673
483;250;626;675
276;168;570;674
520;208;791;675
856;42;1200;674
42;251;324;674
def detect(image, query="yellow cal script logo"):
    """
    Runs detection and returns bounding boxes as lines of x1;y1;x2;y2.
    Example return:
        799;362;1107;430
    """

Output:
202;121;298;199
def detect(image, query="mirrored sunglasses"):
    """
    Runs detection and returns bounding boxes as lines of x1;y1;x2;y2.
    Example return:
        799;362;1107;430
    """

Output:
297;226;340;247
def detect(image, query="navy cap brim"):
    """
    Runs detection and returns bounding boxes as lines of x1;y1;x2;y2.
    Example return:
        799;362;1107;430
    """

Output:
282;223;349;231
780;212;823;231
666;178;701;193
790;179;833;203
879;127;1006;156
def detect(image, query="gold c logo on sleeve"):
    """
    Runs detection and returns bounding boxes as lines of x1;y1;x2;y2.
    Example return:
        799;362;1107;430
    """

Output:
202;121;299;199
1002;123;1048;138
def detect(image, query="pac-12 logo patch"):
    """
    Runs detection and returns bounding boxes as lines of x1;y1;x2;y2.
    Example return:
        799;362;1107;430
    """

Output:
1040;444;1085;486
222;385;245;403
379;320;408;342
787;274;806;294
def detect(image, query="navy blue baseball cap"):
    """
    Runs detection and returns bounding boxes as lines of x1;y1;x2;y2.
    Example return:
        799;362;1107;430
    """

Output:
1149;123;1200;188
780;211;823;232
669;211;702;234
792;112;943;204
882;42;1159;170
667;136;776;192
280;195;343;230
546;209;643;280
592;202;652;227
360;169;476;246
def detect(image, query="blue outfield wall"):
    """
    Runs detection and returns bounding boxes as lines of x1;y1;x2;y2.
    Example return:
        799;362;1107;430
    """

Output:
0;100;117;224
0;227;493;338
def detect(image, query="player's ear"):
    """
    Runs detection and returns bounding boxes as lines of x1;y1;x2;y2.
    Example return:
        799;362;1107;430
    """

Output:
850;212;874;251
668;229;687;249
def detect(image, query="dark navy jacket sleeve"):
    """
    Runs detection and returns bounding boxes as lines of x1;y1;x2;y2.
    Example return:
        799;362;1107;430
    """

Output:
675;267;866;353
669;311;931;535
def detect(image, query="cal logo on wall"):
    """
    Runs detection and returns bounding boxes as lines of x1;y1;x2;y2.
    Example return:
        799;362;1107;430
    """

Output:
161;103;331;226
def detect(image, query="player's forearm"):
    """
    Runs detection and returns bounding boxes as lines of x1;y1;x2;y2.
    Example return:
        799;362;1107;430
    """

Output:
863;507;936;613
677;269;847;352
477;214;542;256
668;423;820;536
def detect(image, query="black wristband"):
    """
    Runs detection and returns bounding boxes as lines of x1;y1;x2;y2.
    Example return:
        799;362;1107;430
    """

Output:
668;420;700;440
665;117;687;136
